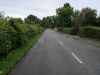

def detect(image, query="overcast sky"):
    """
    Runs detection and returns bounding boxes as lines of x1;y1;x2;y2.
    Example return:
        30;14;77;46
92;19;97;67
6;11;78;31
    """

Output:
0;0;100;19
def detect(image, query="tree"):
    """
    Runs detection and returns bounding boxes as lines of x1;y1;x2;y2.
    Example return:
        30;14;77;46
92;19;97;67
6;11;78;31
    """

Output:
50;16;58;29
72;10;80;25
80;7;97;26
0;11;5;25
0;11;5;18
70;10;80;35
96;16;100;26
56;3;74;27
41;16;52;28
41;16;57;29
24;14;41;24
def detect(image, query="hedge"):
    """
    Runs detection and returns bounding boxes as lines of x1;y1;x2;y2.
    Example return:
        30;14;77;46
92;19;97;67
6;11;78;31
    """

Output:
79;26;100;40
58;27;79;35
0;19;42;58
0;24;12;58
70;26;79;35
58;27;71;34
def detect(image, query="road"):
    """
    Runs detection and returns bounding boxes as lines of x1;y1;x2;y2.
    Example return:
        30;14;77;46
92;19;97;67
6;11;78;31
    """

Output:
9;30;100;75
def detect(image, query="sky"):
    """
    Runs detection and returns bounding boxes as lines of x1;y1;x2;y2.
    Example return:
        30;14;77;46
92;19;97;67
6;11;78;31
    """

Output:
0;0;100;19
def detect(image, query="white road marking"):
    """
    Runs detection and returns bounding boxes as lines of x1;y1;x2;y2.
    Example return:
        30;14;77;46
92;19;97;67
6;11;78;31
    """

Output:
71;52;83;64
59;41;63;46
54;36;64;46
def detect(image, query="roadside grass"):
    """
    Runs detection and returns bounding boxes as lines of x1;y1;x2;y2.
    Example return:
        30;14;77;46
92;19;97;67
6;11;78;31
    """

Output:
82;37;100;46
0;34;41;75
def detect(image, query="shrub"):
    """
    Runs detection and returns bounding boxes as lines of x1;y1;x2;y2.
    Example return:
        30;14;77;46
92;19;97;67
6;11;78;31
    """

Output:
0;18;42;58
58;27;63;32
58;27;71;34
29;25;40;35
0;24;12;58
63;28;71;34
70;26;79;35
79;26;100;40
79;27;85;37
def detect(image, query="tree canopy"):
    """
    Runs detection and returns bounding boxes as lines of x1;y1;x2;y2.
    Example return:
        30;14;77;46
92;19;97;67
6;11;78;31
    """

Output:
80;7;97;26
24;14;41;24
56;3;74;27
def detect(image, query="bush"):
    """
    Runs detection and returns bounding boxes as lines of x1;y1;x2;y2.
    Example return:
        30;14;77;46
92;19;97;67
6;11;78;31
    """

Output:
79;26;100;40
0;24;12;58
58;27;71;34
58;27;63;32
29;24;41;35
70;26;79;35
58;27;79;35
0;18;42;58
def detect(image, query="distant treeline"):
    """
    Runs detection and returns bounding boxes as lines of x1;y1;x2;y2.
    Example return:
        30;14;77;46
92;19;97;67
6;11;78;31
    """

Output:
41;3;100;28
40;3;100;40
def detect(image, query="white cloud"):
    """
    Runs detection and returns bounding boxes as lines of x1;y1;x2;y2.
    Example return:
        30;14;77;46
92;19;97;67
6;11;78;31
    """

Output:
0;0;100;19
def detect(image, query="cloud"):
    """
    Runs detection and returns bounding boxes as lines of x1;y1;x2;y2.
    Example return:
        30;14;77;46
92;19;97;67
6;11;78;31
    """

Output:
0;0;100;19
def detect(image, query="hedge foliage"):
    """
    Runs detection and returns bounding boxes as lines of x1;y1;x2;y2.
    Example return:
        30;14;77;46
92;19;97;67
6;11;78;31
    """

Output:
70;26;79;35
79;26;100;40
58;27;79;35
58;27;71;34
0;18;42;58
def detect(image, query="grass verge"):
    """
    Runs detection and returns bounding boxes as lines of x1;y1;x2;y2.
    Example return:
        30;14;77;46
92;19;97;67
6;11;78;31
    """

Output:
82;37;100;47
0;34;41;75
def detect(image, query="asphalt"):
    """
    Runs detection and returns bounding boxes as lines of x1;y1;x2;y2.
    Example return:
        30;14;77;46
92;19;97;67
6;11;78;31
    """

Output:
9;30;100;75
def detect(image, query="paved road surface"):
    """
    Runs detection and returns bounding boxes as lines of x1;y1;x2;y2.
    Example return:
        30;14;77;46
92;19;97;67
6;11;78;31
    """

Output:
9;30;100;75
